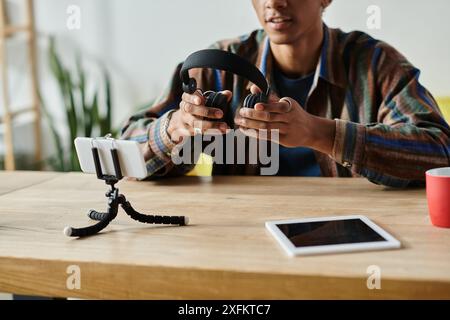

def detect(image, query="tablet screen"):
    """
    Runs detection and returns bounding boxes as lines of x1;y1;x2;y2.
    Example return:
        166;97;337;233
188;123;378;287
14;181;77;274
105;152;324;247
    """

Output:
276;218;387;248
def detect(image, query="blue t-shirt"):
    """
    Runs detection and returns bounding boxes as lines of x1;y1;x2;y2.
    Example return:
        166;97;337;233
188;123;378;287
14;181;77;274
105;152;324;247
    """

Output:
273;68;321;176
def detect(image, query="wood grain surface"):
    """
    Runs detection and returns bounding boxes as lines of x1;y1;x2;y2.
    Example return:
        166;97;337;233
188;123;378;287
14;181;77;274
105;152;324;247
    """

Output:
0;172;449;299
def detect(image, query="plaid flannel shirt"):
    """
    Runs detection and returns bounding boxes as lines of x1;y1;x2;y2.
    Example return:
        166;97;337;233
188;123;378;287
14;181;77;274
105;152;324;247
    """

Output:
121;24;450;187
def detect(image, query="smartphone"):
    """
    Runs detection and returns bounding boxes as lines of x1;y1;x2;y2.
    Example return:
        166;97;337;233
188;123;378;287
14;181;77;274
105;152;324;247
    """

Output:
74;137;148;180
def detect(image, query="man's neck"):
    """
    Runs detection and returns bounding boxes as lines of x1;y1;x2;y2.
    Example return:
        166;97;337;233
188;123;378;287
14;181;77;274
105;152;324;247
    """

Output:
270;22;324;78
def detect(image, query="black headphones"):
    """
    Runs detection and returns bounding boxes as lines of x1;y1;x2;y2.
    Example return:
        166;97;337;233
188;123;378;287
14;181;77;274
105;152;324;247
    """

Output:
180;49;270;113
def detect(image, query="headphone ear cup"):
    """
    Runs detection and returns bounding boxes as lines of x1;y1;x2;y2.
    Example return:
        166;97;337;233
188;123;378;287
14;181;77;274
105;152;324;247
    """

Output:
204;91;228;112
182;78;197;94
243;93;258;108
214;93;228;112
204;91;215;108
244;92;268;108
243;94;254;108
258;92;268;104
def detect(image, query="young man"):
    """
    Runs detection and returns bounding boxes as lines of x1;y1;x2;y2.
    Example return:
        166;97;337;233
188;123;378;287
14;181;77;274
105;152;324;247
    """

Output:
121;0;450;187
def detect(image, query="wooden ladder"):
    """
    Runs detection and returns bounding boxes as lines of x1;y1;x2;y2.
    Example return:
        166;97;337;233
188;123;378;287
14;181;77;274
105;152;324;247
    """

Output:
0;0;41;170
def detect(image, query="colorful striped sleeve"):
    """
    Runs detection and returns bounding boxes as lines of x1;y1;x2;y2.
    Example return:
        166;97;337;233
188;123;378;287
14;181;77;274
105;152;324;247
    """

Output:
332;43;450;187
120;109;176;178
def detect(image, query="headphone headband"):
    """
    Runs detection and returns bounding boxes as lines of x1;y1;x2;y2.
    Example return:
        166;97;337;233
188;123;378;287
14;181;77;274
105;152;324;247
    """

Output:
180;49;269;95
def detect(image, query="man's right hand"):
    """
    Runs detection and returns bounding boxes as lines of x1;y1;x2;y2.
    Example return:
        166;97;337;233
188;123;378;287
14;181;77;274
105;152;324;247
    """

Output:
167;90;232;143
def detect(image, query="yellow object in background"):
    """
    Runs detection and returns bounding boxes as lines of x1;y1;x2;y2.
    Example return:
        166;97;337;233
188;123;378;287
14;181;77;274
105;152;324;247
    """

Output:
437;97;450;123
186;153;213;177
186;97;450;177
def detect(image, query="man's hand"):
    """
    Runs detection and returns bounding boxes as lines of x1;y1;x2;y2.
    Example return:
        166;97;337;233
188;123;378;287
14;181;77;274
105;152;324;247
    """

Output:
168;90;232;143
235;85;336;155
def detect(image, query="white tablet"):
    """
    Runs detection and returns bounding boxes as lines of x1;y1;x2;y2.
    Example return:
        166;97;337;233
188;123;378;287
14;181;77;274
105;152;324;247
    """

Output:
266;215;401;256
75;137;148;180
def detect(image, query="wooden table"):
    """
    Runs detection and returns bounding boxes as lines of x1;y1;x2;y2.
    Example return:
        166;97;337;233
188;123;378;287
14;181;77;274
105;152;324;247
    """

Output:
0;171;60;196
0;172;449;299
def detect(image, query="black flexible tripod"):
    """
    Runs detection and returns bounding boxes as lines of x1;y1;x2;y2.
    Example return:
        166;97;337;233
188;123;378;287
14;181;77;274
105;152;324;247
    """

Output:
64;144;188;238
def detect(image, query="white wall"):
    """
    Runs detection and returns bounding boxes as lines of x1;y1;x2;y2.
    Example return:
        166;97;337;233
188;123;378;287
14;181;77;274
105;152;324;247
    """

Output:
324;0;450;98
32;0;262;127
1;0;450;158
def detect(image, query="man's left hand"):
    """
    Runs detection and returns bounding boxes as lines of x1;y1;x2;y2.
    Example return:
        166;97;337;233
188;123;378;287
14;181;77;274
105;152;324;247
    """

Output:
234;85;336;154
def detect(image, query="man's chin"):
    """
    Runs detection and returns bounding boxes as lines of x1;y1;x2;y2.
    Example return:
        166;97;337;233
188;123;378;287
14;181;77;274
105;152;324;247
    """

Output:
266;33;298;45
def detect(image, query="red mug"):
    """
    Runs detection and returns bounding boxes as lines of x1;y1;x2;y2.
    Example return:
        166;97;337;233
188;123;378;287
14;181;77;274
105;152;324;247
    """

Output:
426;167;450;228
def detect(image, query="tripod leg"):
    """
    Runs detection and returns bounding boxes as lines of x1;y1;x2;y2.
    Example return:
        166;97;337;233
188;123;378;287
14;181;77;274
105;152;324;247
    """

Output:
64;197;119;237
120;198;188;226
64;216;113;238
87;209;108;221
